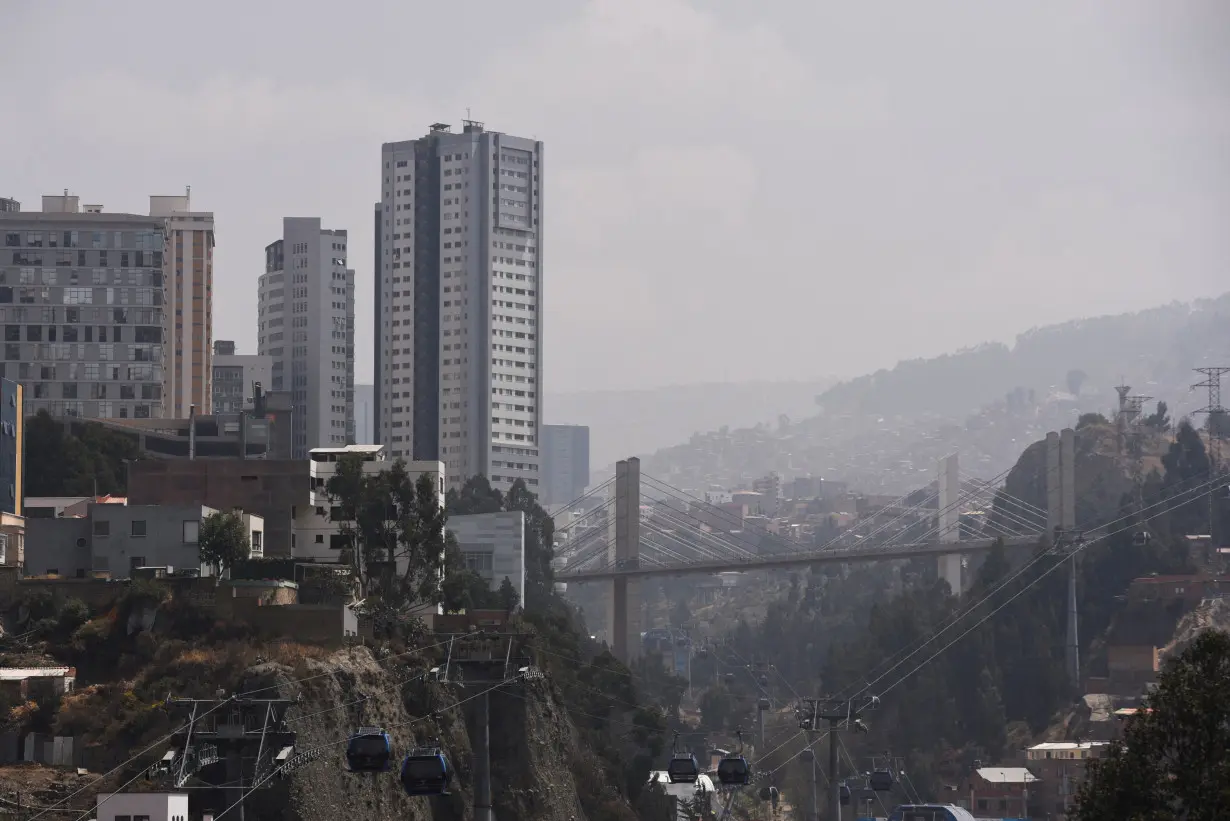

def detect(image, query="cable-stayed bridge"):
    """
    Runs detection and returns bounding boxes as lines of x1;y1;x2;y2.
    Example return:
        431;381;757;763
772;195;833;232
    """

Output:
553;430;1078;661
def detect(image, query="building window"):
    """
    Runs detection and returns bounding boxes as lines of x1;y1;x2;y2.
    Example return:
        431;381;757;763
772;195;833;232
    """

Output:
315;534;324;544
93;520;110;537
252;531;262;553
131;520;147;537
183;520;200;544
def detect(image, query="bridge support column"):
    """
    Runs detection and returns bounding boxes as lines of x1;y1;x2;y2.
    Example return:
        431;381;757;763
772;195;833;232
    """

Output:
608;457;642;663
936;453;966;595
1047;428;1080;694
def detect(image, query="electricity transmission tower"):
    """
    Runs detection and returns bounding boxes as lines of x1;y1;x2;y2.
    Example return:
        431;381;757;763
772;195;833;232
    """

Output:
1192;367;1230;546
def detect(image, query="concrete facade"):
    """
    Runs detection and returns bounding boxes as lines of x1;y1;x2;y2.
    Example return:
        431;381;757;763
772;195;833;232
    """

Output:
258;218;355;457
211;340;273;414
377;121;544;495
449;510;526;605
0;198;168;420
24;502;260;579
151;193;214;419
128;459;307;558
542;424;589;506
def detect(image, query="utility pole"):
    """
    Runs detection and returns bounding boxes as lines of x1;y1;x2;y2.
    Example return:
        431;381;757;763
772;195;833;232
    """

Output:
797;696;878;821
1193;367;1230;548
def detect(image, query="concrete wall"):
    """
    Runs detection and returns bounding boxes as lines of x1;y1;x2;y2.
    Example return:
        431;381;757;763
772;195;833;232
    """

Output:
228;599;357;647
128;459;308;558
449;511;525;605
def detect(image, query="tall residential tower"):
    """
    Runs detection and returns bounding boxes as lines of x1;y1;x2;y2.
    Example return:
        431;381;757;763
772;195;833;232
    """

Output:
151;191;214;418
376;121;544;494
258;217;355;457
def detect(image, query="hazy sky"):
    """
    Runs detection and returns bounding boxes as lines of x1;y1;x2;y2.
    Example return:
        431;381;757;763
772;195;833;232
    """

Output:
2;1;1227;394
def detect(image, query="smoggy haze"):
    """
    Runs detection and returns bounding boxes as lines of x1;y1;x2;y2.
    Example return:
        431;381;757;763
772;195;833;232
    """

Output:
2;0;1227;393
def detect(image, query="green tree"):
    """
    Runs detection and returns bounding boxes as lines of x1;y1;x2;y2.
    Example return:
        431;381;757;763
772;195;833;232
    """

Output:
1077;412;1109;429
1071;630;1230;821
698;685;733;732
1144;400;1171;432
198;511;251;572
23;411;141;497
325;454;449;612
497;576;520;615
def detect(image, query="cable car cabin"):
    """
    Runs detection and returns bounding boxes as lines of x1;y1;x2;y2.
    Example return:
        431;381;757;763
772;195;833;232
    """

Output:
400;747;452;796
667;752;700;784
724;672;735;684
870;769;895;792
757;697;771;711
1133;531;1151;547
716;755;751;786
840;783;852;805
345;728;392;773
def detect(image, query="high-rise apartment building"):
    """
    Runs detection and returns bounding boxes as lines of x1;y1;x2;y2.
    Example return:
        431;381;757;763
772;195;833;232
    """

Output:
541;424;590;506
211;340;273;414
0;195;168;420
376;120;544;495
152;192;214;418
258;217;355;457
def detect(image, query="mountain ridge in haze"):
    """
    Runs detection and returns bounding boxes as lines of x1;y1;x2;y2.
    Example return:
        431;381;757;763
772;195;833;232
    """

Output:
547;379;837;469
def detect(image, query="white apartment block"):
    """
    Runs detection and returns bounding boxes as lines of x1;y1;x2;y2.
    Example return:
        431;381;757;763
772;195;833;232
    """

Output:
151;191;215;418
448;510;526;607
258;217;355;457
376;120;544;496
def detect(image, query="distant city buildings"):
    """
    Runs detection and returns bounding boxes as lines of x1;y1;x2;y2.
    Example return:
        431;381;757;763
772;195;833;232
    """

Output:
0;195;170;420
376;120;544;494
211;340;272;414
258;218;355;457
542;424;590;506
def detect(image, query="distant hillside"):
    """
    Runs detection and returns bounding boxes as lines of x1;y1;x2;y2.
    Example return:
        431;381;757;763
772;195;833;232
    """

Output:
546;379;836;469
815;294;1230;418
630;293;1230;494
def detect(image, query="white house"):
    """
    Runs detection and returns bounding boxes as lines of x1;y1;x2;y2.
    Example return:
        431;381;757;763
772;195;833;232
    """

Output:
292;445;444;564
95;792;188;821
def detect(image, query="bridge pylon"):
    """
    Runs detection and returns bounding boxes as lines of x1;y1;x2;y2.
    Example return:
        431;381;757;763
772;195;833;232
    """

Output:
607;457;642;663
936;453;964;594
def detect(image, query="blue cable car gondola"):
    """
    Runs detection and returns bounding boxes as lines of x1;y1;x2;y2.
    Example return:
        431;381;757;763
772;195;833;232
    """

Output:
716;729;751;787
666;733;699;784
345;727;393;773
870;768;895;792
400;742;452;797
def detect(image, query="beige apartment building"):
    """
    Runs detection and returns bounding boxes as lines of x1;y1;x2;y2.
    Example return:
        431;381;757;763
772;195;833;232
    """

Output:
152;191;215;418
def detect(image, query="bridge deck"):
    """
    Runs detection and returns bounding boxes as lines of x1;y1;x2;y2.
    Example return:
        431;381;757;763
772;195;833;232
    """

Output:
556;535;1040;581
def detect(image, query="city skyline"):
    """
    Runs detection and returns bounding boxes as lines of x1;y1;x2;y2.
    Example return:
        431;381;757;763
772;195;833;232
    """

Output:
5;2;1224;394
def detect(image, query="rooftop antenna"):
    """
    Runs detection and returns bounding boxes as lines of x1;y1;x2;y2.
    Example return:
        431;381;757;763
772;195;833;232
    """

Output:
466;107;471;120
186;185;191;209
